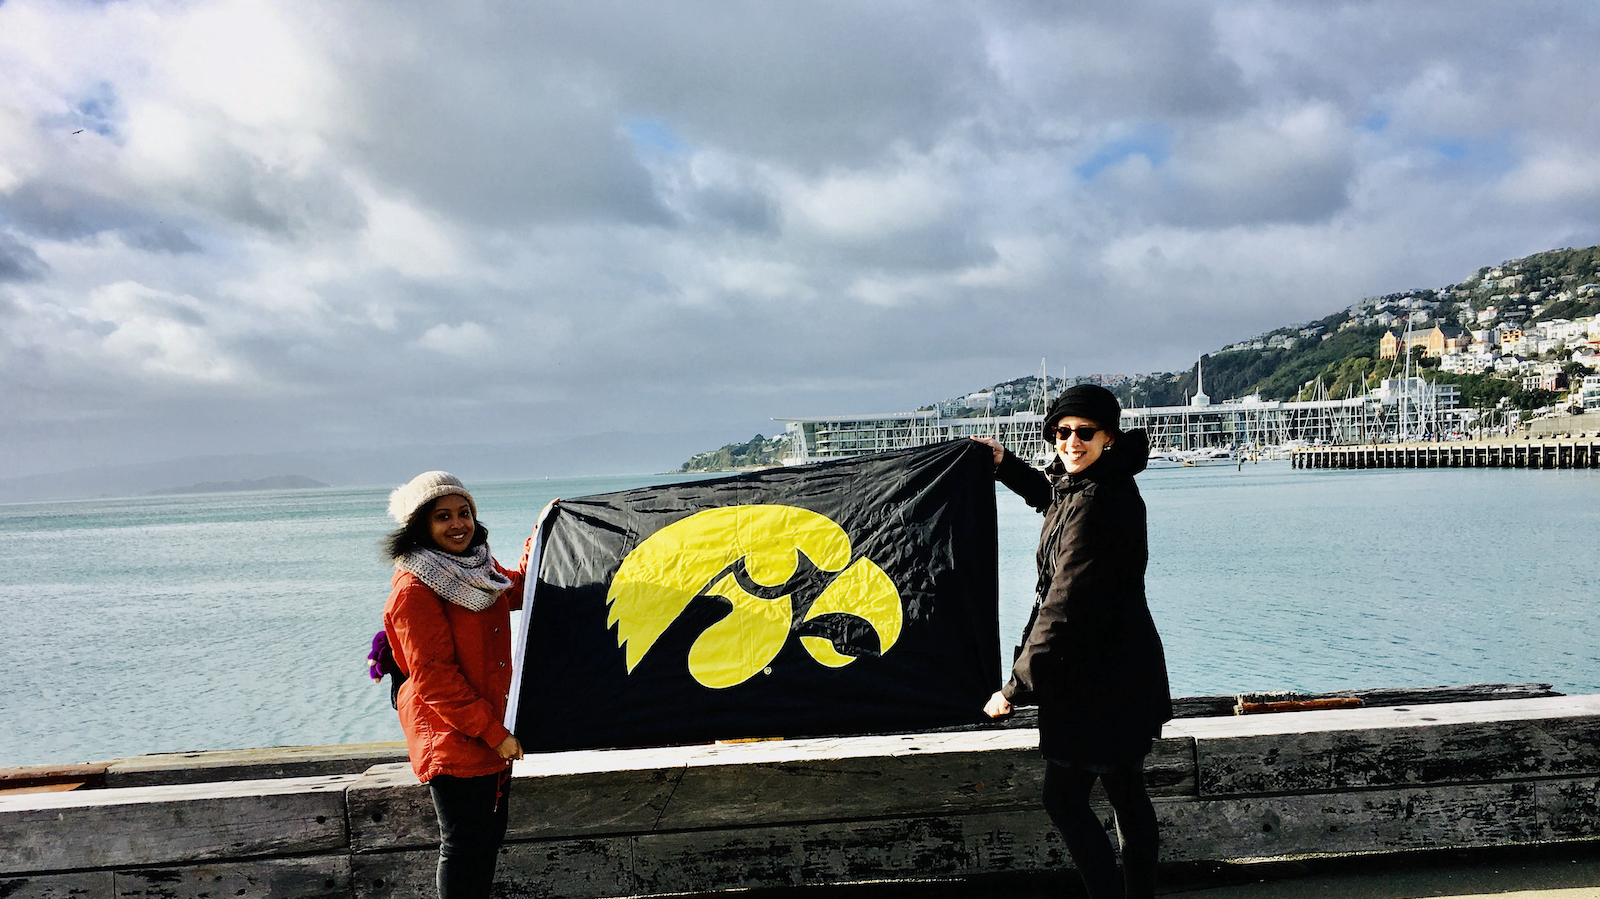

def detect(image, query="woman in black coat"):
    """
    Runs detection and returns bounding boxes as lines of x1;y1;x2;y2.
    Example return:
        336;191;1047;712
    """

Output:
977;384;1172;899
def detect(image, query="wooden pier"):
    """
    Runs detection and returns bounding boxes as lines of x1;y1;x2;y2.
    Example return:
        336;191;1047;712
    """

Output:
1293;437;1600;470
3;693;1599;899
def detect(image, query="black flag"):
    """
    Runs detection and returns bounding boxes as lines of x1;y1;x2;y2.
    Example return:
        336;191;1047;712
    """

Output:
509;439;1000;751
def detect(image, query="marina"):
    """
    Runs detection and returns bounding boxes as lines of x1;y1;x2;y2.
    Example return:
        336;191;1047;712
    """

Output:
1293;437;1600;469
778;374;1467;466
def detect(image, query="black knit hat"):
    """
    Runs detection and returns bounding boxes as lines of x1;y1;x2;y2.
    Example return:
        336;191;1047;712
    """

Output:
1043;384;1123;439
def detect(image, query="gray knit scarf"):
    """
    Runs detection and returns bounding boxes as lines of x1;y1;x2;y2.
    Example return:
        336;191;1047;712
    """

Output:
396;544;512;612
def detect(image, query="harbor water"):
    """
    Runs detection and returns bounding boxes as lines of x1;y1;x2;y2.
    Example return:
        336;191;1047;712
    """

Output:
2;462;1597;767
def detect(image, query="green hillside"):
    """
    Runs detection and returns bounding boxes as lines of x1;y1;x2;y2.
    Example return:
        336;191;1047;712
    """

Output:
680;434;789;472
679;244;1600;468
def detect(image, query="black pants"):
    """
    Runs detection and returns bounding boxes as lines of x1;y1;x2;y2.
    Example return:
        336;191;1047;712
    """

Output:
1041;759;1158;899
429;771;510;899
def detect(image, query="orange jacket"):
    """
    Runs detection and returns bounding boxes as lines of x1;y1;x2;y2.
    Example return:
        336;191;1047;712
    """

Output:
384;563;525;782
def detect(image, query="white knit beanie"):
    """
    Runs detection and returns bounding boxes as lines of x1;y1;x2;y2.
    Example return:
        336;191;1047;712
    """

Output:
387;471;476;525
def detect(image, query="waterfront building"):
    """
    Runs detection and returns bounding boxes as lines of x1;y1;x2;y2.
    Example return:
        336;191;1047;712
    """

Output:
776;410;1050;465
1581;374;1600;412
777;379;1466;465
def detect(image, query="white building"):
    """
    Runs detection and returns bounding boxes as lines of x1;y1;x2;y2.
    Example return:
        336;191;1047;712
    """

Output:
1438;352;1497;375
1580;374;1600;412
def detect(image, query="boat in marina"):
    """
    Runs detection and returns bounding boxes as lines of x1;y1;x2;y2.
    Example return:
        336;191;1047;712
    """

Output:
1147;446;1240;467
1180;447;1238;466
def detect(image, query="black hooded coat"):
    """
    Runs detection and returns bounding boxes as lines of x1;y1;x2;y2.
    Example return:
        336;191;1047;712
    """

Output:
996;427;1173;764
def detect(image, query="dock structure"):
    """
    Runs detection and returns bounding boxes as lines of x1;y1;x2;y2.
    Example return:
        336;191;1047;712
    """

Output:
1293;438;1600;469
777;387;1461;465
776;400;1384;466
3;694;1599;899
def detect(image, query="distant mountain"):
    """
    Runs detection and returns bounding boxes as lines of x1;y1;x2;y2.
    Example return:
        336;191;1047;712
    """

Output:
1;426;755;504
147;475;330;495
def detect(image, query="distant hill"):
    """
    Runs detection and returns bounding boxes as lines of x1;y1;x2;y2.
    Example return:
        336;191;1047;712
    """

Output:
675;242;1600;467
680;435;789;472
148;475;330;495
957;243;1600;411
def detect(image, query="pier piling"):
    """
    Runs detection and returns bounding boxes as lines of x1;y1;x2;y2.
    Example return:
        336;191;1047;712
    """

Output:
1292;438;1600;470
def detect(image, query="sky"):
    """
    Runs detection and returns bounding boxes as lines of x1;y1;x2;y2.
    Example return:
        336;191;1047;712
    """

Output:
3;0;1600;480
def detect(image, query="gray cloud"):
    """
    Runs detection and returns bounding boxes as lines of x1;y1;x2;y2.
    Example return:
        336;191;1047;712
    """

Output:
0;233;48;282
1;0;1598;481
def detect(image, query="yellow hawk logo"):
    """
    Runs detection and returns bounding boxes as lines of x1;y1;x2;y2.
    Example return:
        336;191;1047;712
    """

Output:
605;504;903;689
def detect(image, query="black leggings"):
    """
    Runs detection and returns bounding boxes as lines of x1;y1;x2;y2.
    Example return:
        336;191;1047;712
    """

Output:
429;771;510;899
1041;759;1158;899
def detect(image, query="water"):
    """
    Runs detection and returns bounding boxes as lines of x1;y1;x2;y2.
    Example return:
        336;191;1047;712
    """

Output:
2;463;1596;767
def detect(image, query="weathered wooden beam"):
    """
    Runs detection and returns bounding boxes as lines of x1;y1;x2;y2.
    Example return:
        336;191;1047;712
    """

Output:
105;742;408;788
0;775;355;873
348;731;1196;854
0;871;113;899
0;762;109;793
346;776;1600;899
6;697;1599;899
110;856;350;899
1163;776;1600;861
1169;695;1600;797
350;838;634;899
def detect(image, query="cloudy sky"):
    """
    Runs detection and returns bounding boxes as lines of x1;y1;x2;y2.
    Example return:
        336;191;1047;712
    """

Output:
3;0;1599;479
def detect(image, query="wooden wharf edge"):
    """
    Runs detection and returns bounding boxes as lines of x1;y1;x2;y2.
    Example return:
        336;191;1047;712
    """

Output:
1292;437;1600;469
2;694;1599;899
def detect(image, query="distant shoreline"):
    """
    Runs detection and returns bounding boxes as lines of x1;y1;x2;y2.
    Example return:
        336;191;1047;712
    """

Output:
146;475;330;496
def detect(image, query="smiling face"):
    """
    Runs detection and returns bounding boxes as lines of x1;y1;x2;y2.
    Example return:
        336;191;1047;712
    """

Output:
426;494;476;554
1052;415;1115;474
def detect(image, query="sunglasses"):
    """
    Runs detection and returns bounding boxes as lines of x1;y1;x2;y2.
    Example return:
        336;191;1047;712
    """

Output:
1051;425;1103;442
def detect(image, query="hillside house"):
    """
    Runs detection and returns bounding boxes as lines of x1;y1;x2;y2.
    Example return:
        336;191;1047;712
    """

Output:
1426;324;1470;357
1381;324;1470;359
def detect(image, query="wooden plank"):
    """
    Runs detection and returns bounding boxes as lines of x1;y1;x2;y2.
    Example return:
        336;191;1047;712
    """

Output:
0;762;109;790
106;742;408;788
342;777;1600;898
0;775;354;873
656;751;1035;831
1165;695;1600;739
350;839;633;899
638;780;1600;892
0;783;89;796
0;871;113;899
350;732;1192;851
1156;779;1584;861
344;764;437;854
110;856;349;899
1540;776;1600;839
347;758;688;851
1166;696;1600;798
632;817;973;894
1192;715;1600;796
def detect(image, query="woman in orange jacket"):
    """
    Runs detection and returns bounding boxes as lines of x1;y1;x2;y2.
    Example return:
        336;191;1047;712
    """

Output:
382;471;527;899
